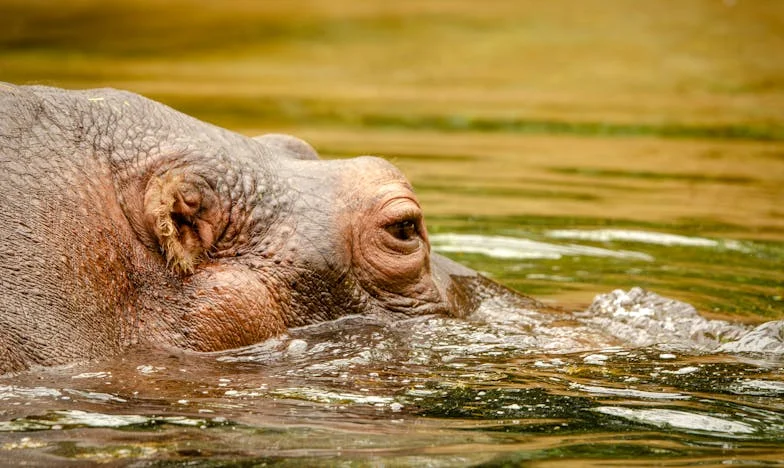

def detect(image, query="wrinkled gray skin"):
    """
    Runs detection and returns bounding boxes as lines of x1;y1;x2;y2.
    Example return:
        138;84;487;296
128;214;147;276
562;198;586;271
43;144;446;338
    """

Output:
0;83;533;374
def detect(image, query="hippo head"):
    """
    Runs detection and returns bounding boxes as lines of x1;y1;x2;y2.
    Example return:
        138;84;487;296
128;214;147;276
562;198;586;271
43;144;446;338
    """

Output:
0;84;531;371
53;85;516;351
120;128;479;352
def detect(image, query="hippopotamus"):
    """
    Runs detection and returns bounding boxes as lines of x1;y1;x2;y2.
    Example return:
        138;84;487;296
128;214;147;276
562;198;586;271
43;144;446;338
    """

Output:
0;83;533;374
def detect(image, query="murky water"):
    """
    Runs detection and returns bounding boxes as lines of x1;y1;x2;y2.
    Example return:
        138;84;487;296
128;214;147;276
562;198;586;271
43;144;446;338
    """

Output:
1;284;783;465
2;0;784;465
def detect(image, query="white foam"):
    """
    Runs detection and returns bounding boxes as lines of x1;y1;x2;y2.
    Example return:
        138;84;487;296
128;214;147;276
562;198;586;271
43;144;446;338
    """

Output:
0;386;62;400
136;365;165;375
718;321;784;354
728;379;784;396
664;366;700;375
0;410;210;432
63;389;127;403
572;384;688;400
271;387;395;405
583;354;609;365
593;406;756;434
71;371;111;379
52;410;148;428
582;288;751;351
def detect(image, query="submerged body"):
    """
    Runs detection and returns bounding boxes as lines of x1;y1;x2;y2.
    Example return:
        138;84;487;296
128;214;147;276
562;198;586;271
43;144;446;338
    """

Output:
0;83;538;374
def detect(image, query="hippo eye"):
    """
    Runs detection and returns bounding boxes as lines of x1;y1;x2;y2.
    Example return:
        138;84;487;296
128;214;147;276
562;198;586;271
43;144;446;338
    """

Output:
375;196;426;255
386;219;419;242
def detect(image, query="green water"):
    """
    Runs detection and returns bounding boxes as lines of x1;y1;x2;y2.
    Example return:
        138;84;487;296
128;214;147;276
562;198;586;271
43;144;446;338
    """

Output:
1;0;783;465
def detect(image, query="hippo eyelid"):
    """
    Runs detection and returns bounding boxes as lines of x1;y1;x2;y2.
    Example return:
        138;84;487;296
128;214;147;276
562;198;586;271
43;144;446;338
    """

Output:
385;218;419;242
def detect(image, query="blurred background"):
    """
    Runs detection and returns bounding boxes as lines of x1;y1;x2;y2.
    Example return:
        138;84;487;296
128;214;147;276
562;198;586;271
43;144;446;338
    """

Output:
1;0;782;319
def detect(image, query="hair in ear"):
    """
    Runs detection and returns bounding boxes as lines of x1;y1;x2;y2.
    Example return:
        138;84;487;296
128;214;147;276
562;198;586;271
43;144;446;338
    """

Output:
144;172;218;274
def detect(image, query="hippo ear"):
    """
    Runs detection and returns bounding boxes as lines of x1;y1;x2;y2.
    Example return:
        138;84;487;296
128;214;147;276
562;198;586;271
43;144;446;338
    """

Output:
143;172;221;274
253;133;320;160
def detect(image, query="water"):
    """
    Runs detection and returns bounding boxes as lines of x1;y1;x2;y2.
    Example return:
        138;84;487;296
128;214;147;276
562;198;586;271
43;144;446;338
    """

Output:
1;285;783;465
2;0;784;465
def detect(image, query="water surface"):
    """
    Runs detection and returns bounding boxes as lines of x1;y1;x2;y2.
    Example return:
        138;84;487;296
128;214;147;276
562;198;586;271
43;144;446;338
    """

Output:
1;286;783;465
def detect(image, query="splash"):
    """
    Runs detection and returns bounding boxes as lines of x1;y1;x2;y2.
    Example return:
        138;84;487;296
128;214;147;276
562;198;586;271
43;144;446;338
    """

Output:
592;407;757;435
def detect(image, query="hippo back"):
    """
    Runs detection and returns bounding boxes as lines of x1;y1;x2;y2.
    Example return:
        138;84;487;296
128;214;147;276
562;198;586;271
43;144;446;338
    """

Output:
0;84;142;373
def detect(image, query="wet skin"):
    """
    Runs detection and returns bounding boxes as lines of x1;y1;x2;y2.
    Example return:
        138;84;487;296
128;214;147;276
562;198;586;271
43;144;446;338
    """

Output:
0;84;537;374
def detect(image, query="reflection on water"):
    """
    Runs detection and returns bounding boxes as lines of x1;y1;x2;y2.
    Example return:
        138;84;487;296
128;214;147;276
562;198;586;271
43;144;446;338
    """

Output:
1;284;783;465
545;229;748;250
431;233;655;261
